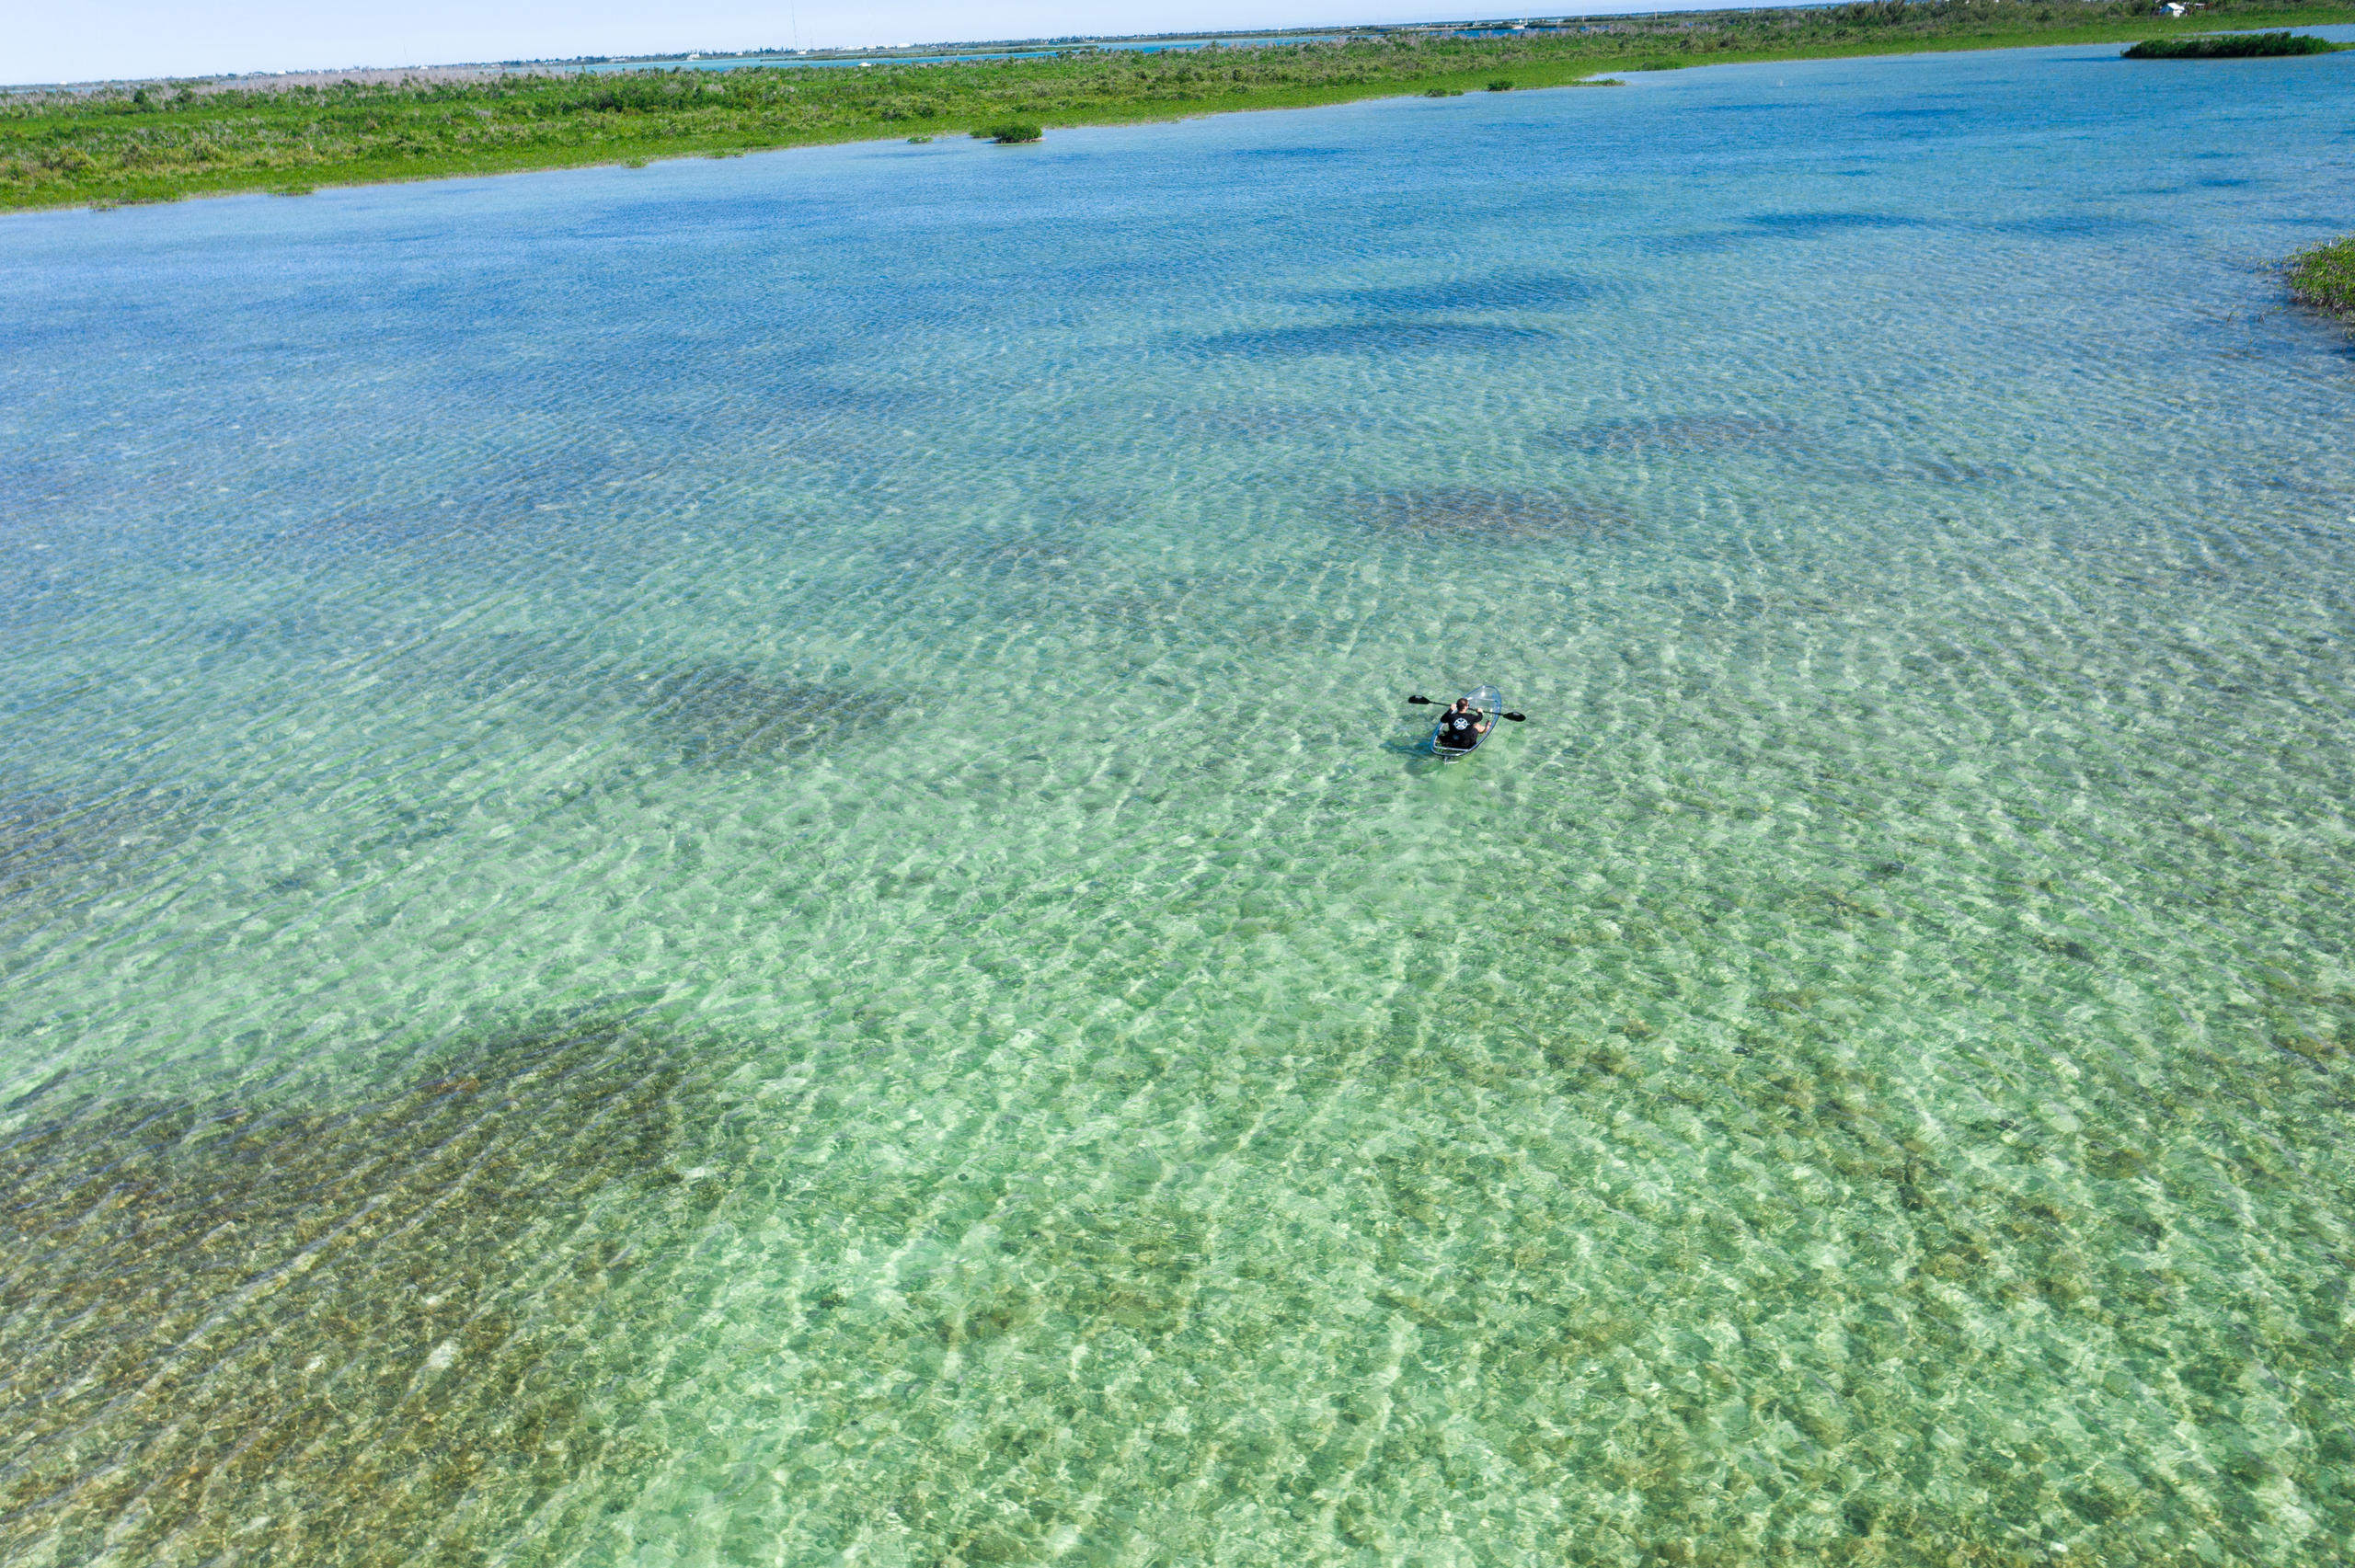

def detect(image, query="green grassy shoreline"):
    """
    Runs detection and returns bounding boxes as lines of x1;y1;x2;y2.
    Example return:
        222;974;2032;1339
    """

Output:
6;0;2354;213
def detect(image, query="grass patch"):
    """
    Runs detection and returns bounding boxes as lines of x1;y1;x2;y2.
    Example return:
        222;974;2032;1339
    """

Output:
983;120;1043;143
2287;235;2355;319
1487;79;1516;91
6;0;2355;212
2123;29;2346;54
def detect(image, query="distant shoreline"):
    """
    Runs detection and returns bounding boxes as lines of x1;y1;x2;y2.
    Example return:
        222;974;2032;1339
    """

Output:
6;1;2352;215
14;28;1370;97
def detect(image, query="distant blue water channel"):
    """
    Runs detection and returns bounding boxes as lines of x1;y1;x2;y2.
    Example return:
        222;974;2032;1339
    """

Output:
4;39;2353;1568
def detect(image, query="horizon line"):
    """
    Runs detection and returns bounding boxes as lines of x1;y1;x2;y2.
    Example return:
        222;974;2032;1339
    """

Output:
8;6;1788;93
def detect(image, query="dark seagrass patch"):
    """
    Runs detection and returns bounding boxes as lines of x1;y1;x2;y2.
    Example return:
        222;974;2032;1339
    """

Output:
1545;413;1806;457
447;635;892;768
1304;273;1601;315
630;663;887;765
1345;486;1635;540
0;788;203;911
0;1001;734;1568
1181;318;1556;359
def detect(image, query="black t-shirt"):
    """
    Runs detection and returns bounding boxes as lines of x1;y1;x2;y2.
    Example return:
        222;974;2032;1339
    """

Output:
1439;710;1484;748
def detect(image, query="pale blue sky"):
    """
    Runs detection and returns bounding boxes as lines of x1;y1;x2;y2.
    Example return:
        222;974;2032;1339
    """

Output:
8;3;1740;86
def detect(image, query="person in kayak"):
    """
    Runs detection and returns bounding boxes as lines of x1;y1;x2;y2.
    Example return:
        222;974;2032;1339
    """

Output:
1437;697;1488;750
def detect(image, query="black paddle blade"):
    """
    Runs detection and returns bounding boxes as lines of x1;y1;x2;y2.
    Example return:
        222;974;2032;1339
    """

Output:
1503;712;1527;722
1406;694;1432;704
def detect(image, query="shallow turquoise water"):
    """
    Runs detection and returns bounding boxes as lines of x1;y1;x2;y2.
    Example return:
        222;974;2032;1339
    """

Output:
5;40;2354;1568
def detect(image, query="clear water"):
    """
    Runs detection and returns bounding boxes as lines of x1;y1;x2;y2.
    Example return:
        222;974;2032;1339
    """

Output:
5;40;2354;1568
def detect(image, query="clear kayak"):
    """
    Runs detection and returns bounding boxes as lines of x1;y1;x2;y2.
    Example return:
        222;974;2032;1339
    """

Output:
1431;683;1503;761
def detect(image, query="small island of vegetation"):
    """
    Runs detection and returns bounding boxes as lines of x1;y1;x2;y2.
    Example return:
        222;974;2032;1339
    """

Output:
2288;235;2355;320
6;0;2355;212
2123;29;2348;53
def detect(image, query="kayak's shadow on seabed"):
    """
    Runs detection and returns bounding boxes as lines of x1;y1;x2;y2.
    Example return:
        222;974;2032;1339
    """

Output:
1383;734;1453;775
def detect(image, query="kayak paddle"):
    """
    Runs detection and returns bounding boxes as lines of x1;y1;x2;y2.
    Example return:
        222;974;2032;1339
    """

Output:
1407;694;1526;721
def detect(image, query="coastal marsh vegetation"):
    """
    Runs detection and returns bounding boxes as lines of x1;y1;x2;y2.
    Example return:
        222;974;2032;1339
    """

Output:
6;0;2353;211
2122;29;2349;52
2287;235;2355;318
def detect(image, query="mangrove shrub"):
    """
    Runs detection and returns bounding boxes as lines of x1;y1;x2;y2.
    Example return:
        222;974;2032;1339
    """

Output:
2288;235;2355;319
2122;30;2343;55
